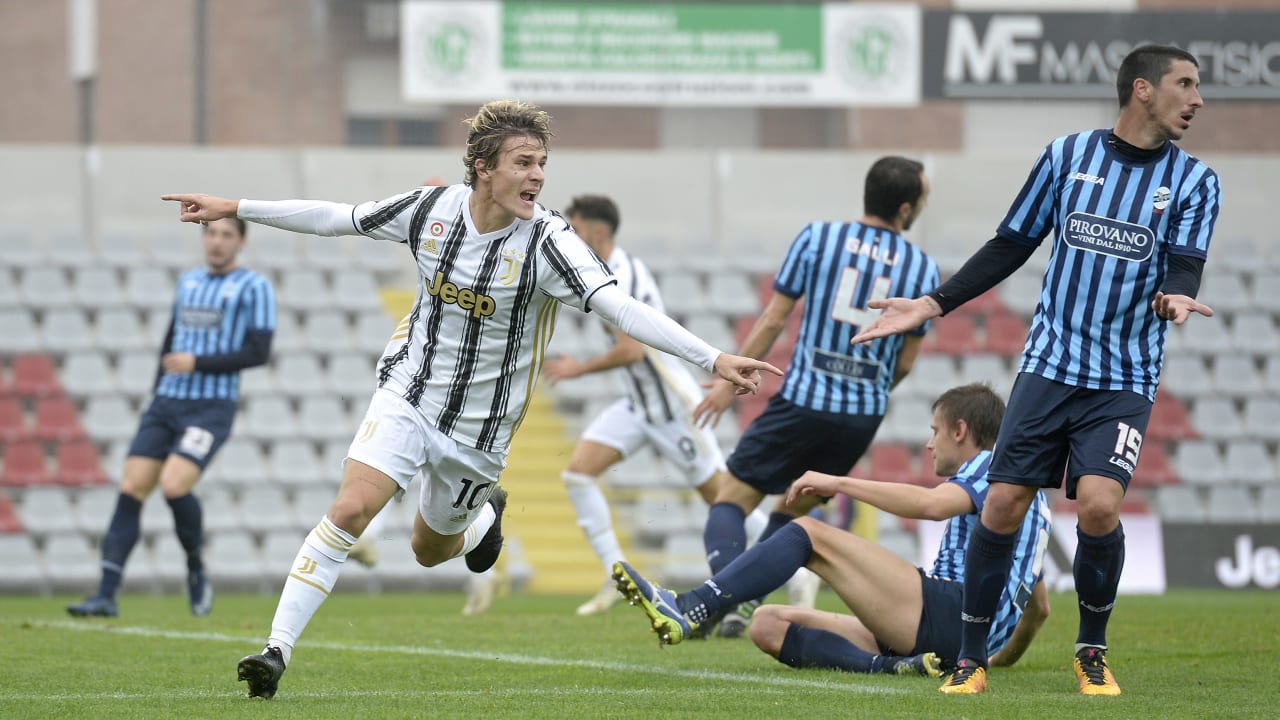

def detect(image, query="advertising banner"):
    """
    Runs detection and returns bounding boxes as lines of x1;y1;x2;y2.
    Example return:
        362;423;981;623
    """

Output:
923;11;1280;100
402;1;921;106
1162;524;1280;590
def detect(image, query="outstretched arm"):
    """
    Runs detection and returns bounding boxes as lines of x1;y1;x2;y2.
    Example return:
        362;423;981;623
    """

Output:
849;296;942;345
162;194;360;237
989;580;1050;667
694;292;796;428
785;470;973;521
587;283;781;394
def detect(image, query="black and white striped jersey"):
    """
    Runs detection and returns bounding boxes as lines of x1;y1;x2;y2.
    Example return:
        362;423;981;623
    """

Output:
357;185;615;453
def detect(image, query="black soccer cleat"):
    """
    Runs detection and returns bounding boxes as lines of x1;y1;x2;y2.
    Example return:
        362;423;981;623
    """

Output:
66;595;118;618
465;486;508;573
237;646;286;700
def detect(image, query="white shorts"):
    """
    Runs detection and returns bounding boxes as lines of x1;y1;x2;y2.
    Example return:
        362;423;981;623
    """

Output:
347;388;506;536
581;398;725;485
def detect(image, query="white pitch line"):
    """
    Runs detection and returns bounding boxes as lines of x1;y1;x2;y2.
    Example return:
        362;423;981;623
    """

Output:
27;619;907;696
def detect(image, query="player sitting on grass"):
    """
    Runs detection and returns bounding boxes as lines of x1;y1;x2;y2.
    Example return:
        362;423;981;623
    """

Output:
614;383;1051;676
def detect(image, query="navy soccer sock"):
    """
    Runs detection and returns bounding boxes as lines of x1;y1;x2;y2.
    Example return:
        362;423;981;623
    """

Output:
1074;522;1125;649
681;522;812;623
756;511;794;544
166;493;205;574
703;502;747;574
778;624;895;673
957;522;1017;666
97;494;143;599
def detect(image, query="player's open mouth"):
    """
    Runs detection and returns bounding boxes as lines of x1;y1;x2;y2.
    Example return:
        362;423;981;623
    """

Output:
520;191;537;202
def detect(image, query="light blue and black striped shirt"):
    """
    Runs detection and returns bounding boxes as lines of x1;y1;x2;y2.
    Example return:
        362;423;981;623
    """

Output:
999;130;1220;400
774;221;939;416
929;450;1052;656
155;267;276;401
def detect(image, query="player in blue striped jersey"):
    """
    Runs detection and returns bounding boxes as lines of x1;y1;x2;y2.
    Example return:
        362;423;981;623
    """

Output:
693;156;940;636
68;218;276;620
613;384;1051;676
852;45;1219;696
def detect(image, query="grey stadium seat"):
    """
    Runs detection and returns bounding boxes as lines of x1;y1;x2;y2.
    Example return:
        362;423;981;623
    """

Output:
72;267;126;309
40;308;95;354
332;269;384;313
0;310;41;354
81;396;139;443
20;486;80;538
1206;485;1258;524
1242;398;1280;442
0;534;46;592
1153;485;1206;523
1229;311;1279;357
298;396;353;442
1173;440;1227;486
302;309;356;356
205;530;267;591
241;396;299;442
1189;397;1243;442
267;438;325;488
1222;441;1277;485
123;267;176;311
94;308;151;354
60;351;119;399
19;267;75;309
42;534;102;591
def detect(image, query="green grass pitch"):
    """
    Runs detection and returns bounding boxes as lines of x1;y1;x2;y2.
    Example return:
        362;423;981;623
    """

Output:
1;589;1275;719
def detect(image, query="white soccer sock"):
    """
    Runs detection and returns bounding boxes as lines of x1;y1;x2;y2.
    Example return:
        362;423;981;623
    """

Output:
563;471;624;574
450;503;496;559
744;507;769;545
266;516;356;663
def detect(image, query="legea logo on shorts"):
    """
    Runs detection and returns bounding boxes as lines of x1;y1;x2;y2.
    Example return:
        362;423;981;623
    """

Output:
1063;212;1154;262
426;271;497;318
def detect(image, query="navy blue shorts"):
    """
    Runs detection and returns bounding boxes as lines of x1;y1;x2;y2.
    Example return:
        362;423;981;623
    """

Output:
989;373;1153;499
878;570;963;661
127;396;237;470
726;394;881;495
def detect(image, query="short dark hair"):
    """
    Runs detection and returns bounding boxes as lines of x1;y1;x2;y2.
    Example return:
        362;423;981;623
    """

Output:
564;194;620;236
932;383;1006;450
204;217;247;238
863;156;925;224
1117;44;1199;108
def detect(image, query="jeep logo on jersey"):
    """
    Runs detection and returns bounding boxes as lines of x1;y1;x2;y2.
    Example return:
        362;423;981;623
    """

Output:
1063;212;1154;262
426;272;496;318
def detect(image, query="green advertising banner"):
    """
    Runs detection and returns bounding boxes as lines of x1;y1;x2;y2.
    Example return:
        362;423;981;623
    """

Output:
402;1;921;106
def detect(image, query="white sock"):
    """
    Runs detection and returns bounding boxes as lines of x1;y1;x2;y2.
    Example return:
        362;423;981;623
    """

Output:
744;508;769;546
449;503;495;559
563;471;624;574
267;516;356;661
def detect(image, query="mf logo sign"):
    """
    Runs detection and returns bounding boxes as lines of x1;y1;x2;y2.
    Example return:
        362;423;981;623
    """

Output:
945;15;1042;85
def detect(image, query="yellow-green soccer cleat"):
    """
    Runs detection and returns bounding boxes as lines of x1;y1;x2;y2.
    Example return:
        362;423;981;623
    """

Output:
894;652;944;678
939;659;987;694
611;561;695;645
1074;647;1122;696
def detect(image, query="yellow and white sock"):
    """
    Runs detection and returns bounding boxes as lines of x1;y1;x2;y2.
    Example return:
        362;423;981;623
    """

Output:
266;516;356;662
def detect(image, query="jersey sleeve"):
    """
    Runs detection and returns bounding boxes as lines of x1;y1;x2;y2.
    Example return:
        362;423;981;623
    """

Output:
996;145;1058;247
1167;167;1220;260
351;187;428;244
244;274;277;332
772;224;815;299
537;228;617;312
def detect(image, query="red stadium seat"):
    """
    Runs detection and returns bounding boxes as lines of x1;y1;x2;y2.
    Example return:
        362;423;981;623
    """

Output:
922;315;979;355
0;494;22;533
0;396;26;442
10;354;62;398
948;289;1006;317
982;311;1029;356
1131;442;1177;488
55;439;109;486
32;395;87;442
867;443;916;485
0;438;51;487
1147;391;1197;441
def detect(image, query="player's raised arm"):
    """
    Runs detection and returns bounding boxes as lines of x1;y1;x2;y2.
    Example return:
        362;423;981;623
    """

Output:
849;295;941;345
162;193;239;224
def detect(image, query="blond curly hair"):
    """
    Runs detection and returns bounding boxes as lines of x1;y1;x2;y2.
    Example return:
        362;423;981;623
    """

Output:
462;100;553;186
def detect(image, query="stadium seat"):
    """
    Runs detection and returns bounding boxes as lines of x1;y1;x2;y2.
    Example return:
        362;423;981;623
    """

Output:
1242;397;1280;442
72;267;126;309
0;534;44;591
1198;269;1250;315
1222;441;1276;485
94;308;151;353
60;351;118;399
867;443;917;486
205;530;267;591
354;310;396;351
19;486;79;537
0;310;41;354
922;314;979;355
1266;358;1280;395
995;270;1044;317
1173;440;1226;486
1159;354;1212;398
267;438;324;488
1146;391;1197;442
877;397;932;445
241;227;305;272
298;396;352;442
32;395;87;442
331;269;384;313
80;396;137;442
301;236;352;272
202;437;269;490
1189;397;1243;442
197;487;242;535
10;354;64;399
292;486;338;531
114;350;158;400
238;486;291;534
0;271;20;310
139;494;176;537
1206;485;1258;524
899;354;959;401
1247;275;1280;317
302;309;356;356
1259;485;1280;523
956;353;1014;390
145;533;188;586
685;315;736;352
0;438;51;486
0;396;27;442
981;311;1028;356
260;530;311;577
1211;355;1263;398
39;308;96;354
0;229;40;269
328;352;376;403
73;485;120;538
706;272;760;316
1132;442;1177;488
1228;311;1279;357
55;439;109;486
278;268;333;312
274;353;330;398
17;267;74;309
123;267;176;311
0;494;23;533
241;396;299;441
654;271;707;316
41;533;101;591
1153;485;1206;523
